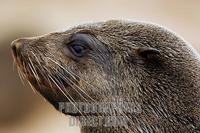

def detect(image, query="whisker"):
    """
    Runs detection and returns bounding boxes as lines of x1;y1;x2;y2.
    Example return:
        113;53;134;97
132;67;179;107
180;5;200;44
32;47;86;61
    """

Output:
55;71;103;117
17;67;25;86
27;63;41;87
56;72;89;102
30;51;42;67
48;74;86;118
46;57;96;100
47;57;77;80
28;56;40;81
46;57;101;99
57;71;96;102
27;81;37;94
31;51;54;89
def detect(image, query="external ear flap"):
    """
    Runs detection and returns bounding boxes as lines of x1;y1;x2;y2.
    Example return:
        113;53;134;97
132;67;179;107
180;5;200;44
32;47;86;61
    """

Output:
136;47;160;58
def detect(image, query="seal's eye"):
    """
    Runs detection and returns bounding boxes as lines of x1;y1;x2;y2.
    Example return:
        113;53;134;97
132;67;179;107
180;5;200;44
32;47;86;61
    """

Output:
68;43;88;57
65;33;92;59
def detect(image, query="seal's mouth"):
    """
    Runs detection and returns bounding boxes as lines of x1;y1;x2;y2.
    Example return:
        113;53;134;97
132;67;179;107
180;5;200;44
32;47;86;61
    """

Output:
12;53;71;91
12;54;91;116
12;52;78;108
11;44;70;92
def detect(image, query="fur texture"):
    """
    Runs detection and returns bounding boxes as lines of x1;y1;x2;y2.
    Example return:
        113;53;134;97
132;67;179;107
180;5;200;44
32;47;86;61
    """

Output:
11;20;200;133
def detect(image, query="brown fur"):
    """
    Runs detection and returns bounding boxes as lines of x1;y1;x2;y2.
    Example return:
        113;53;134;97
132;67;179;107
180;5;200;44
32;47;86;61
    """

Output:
11;20;200;133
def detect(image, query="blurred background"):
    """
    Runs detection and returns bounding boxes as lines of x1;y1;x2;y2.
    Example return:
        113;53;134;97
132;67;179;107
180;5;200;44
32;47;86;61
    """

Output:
0;0;199;133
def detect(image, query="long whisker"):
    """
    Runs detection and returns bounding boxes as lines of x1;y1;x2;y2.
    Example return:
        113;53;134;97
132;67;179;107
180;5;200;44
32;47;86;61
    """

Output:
45;56;96;102
41;65;98;115
30;51;42;67
27;81;37;94
57;71;96;102
47;57;82;82
17;67;24;84
31;51;55;89
46;57;103;98
48;73;86;118
56;71;103;118
27;62;41;87
28;56;40;80
56;71;90;102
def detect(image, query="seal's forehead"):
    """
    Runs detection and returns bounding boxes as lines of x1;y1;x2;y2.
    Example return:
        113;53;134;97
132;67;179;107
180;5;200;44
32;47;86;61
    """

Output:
63;20;169;37
64;20;130;35
60;20;182;50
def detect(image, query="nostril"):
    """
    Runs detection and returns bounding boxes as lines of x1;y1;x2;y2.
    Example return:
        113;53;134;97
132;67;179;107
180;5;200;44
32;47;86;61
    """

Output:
11;38;30;58
11;42;18;57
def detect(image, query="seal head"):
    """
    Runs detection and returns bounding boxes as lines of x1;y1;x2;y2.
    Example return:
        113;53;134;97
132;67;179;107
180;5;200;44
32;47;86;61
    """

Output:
11;20;200;132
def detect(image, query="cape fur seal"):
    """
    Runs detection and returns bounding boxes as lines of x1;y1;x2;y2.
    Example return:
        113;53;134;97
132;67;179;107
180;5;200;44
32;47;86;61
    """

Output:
11;20;200;133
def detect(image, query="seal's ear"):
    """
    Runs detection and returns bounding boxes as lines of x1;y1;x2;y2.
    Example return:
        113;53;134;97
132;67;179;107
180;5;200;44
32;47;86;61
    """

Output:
136;47;160;58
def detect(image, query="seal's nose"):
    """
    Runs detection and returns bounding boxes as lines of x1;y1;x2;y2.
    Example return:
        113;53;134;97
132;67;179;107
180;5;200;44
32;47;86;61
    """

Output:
11;41;18;57
11;39;25;57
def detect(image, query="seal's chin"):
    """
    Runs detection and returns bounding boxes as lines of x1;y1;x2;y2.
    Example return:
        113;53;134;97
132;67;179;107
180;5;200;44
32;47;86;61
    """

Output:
27;75;84;116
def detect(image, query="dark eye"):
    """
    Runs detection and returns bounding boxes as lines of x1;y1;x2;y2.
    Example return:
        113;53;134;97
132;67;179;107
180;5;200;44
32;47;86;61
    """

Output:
68;43;88;57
